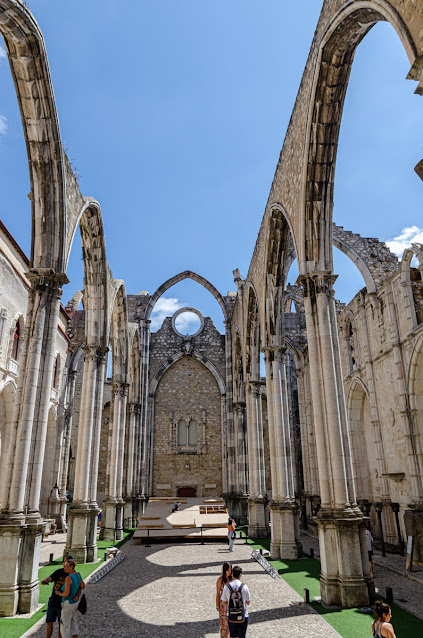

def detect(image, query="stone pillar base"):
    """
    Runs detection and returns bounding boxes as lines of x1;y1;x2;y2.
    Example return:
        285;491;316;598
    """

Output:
133;497;143;525
100;501;117;541
115;502;124;541
404;509;423;565
238;494;249;527
248;497;268;538
123;498;134;529
18;522;45;614
0;524;24;616
65;508;89;563
86;509;99;563
270;501;302;560
317;511;369;608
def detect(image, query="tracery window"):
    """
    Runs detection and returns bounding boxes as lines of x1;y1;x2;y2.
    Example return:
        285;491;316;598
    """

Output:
177;418;197;447
11;320;20;361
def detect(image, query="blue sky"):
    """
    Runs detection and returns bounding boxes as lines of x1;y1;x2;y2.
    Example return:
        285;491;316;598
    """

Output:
0;1;422;334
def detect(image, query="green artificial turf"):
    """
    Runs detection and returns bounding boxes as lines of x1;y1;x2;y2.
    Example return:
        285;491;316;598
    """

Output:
0;530;134;638
245;533;423;638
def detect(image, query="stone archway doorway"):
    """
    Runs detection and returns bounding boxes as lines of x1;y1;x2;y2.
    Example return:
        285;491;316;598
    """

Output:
178;487;197;497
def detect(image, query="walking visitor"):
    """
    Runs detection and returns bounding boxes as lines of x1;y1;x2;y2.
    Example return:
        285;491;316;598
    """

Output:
216;562;232;638
366;527;374;577
55;558;85;638
227;517;236;552
41;555;73;638
372;600;397;638
221;565;250;638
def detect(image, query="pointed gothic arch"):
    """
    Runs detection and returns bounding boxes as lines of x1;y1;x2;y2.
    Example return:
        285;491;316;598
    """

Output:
149;351;226;397
301;1;420;272
144;270;229;323
0;0;66;273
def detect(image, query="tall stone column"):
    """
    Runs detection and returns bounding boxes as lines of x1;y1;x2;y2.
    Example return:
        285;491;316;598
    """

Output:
133;399;143;519
114;383;128;541
86;347;108;562
65;345;99;562
124;403;140;528
245;380;267;537
0;270;66;616
224;320;236;511
299;272;370;607
102;383;123;541
264;346;301;559
139;318;151;504
58;370;76;532
233;402;249;524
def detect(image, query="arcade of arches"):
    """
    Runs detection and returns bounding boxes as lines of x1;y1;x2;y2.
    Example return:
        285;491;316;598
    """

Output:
0;0;423;617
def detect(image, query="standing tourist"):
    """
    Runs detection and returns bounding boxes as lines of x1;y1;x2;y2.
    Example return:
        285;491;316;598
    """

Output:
55;559;85;638
216;562;232;638
41;555;73;638
372;601;397;638
221;565;250;638
366;527;374;577
227;517;236;552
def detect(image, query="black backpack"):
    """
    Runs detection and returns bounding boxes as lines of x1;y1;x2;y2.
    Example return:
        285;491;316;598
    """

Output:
227;582;245;623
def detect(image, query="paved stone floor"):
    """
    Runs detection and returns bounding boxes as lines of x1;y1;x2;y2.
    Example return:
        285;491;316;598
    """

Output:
26;537;339;638
301;531;423;620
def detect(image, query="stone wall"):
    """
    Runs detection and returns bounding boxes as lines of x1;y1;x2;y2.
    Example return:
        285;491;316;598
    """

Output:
152;356;223;497
149;313;226;497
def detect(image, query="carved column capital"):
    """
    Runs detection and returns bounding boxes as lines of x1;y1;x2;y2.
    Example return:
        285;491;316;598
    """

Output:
129;403;141;415
83;344;109;366
298;271;338;299
112;382;129;397
26;268;69;298
261;344;286;364
245;380;261;395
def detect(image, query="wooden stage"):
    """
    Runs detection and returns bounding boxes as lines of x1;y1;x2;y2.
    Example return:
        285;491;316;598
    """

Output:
133;497;229;542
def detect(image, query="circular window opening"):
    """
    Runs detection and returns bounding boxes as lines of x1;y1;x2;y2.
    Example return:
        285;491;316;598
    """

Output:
172;307;204;337
175;312;201;336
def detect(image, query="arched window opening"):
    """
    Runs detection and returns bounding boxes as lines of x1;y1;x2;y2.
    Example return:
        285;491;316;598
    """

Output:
188;419;197;446
290;299;296;313
177;418;197;447
52;355;60;389
11;320;20;361
346;320;356;373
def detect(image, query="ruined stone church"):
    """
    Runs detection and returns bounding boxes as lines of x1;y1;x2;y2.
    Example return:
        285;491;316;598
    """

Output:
1;0;423;618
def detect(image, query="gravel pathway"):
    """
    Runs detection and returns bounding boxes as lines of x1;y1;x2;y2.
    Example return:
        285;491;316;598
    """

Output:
25;537;339;638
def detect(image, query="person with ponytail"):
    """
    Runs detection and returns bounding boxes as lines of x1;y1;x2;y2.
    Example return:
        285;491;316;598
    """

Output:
216;562;233;637
372;600;396;638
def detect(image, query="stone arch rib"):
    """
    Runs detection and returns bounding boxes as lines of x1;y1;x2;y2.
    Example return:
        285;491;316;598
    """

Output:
67;199;109;346
302;1;419;271
149;351;226;397
0;1;66;272
144;271;228;323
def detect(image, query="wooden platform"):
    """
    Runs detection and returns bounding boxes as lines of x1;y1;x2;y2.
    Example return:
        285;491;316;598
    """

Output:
133;497;228;542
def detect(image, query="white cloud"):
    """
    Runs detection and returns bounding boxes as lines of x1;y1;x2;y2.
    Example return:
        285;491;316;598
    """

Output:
150;297;183;330
0;45;6;60
386;226;423;258
150;297;202;334
0;115;7;136
175;311;201;335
